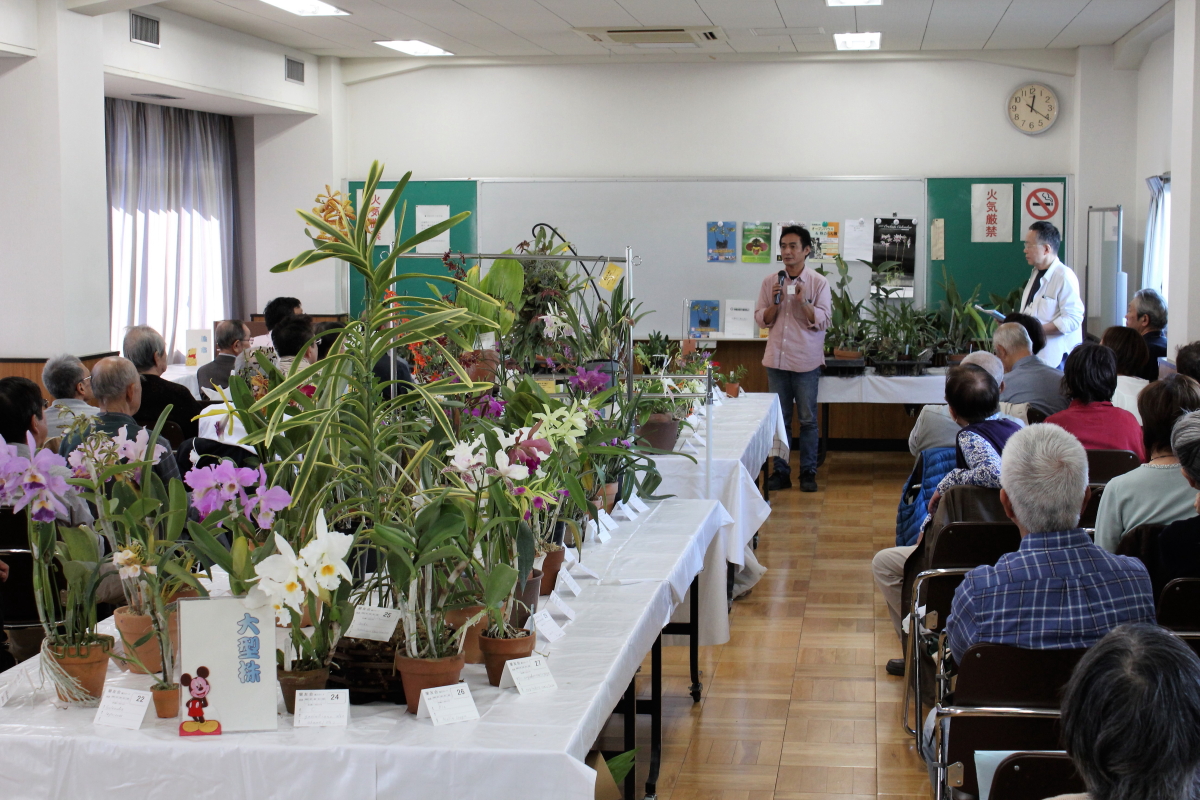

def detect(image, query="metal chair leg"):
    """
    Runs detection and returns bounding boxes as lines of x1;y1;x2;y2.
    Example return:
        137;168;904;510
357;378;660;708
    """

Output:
688;576;701;702
623;677;637;800
644;634;662;799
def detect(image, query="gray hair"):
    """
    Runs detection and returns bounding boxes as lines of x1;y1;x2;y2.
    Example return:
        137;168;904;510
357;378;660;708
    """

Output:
1000;424;1089;534
1131;288;1167;330
961;351;1005;385
123;325;166;370
215;319;246;350
993;322;1033;355
42;354;88;400
1172;410;1200;482
91;357;140;403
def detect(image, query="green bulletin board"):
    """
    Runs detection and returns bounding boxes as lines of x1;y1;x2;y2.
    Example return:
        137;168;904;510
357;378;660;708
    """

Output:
346;180;477;318
926;177;1068;309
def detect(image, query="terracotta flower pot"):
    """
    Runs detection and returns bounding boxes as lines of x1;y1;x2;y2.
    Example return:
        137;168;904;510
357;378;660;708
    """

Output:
394;653;465;715
478;631;536;686
48;635;114;703
466;349;501;383
833;349;862;360
636;413;680;452
602;482;619;513
508;568;543;629
539;548;566;596
114;606;160;675
153;685;180;719
444;605;486;664
278;666;330;714
724;382;741;398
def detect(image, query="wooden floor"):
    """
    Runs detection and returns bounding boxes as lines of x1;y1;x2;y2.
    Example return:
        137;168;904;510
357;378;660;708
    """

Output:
603;450;930;800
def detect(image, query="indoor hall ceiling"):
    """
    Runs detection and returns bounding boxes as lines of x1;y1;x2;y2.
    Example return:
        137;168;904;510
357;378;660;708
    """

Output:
151;0;1170;60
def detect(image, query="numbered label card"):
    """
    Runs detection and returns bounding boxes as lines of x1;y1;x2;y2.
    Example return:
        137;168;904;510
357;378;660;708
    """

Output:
531;609;566;643
682;439;700;455
293;689;349;728
584;518;601;543
628;492;650;514
597;509;619;532
547;590;577;621
499;656;557;695
555;568;582;597
0;683;10;708
417;683;479;726
568;558;600;580
612;501;638;522
344;605;400;643
93;687;152;730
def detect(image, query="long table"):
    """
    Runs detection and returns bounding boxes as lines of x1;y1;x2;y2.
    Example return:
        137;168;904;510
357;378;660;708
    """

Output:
0;499;730;800
818;367;947;405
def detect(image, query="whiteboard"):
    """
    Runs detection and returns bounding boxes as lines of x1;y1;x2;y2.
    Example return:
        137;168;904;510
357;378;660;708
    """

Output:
478;178;926;339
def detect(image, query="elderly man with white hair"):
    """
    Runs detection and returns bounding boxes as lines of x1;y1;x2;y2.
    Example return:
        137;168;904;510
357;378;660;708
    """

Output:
993;321;1069;416
123;325;203;439
907;351;1026;455
41;354;100;439
945;424;1156;664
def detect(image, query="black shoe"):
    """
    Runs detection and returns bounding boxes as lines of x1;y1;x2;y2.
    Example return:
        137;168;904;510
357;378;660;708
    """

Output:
766;472;792;491
886;658;906;677
800;471;818;492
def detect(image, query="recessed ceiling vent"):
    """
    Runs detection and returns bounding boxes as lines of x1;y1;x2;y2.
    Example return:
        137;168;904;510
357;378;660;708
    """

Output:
285;56;306;84
574;26;726;49
132;92;183;100
130;12;160;48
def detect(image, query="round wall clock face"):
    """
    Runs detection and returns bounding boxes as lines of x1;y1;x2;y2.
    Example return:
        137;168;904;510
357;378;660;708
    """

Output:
1008;83;1059;135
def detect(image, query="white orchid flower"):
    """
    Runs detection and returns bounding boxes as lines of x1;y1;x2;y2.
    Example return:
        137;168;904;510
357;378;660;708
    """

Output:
492;450;529;481
299;510;353;591
253;533;310;613
446;440;485;472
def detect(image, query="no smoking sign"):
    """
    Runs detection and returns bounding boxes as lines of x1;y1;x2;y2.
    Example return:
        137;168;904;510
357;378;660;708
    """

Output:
1020;182;1064;235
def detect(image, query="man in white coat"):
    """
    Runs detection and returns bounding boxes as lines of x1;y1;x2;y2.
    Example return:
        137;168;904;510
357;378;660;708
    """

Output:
1018;221;1083;369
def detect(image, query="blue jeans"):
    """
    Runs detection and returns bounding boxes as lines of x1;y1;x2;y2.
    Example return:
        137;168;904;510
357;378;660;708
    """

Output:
767;366;821;475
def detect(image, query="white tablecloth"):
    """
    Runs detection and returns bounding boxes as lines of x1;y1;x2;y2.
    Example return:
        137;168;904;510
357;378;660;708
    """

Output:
818;367;947;404
162;364;201;401
0;499;730;800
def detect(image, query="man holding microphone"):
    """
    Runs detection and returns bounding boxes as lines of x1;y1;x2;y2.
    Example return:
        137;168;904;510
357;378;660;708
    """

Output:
754;225;833;492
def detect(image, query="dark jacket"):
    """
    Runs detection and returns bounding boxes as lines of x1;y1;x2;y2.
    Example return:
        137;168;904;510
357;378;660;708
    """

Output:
136;373;203;439
1140;330;1168;381
197;354;237;391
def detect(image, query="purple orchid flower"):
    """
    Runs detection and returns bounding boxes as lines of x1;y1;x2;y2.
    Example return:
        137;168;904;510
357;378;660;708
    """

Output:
568;367;607;395
512;486;527;496
532;496;546;511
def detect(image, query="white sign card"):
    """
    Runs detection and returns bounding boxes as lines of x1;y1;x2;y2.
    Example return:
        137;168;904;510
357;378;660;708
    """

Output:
498;656;557;695
0;683;10;708
842;218;873;262
682;439;700;455
1019;182;1065;237
94;687;152;729
293;690;350;727
530;609;566;643
611;501;636;522
344;605;400;642
597;509;619;532
356;189;395;246
414;205;451;254
628;492;650;514
178;596;278;733
724;299;756;339
185;329;213;367
416;683;479;725
555;568;582;597
547;590;577;621
970;183;1014;242
569;558;600;579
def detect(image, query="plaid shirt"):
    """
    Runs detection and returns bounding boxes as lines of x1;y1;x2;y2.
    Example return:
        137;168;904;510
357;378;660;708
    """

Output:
947;528;1155;663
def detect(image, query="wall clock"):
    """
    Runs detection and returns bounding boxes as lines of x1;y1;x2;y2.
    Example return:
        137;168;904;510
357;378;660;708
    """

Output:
1008;83;1059;135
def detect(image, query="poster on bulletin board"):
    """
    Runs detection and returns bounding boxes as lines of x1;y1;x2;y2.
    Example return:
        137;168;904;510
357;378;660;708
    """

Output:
706;221;737;262
741;223;772;263
806;221;840;261
689;300;720;335
872;217;917;275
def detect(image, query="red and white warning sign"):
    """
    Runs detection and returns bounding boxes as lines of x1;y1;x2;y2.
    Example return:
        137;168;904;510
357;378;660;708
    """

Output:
1020;182;1064;236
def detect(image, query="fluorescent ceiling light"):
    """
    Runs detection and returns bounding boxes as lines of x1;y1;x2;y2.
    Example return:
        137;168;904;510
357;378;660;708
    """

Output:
376;40;454;56
826;0;882;6
834;31;881;50
258;0;347;16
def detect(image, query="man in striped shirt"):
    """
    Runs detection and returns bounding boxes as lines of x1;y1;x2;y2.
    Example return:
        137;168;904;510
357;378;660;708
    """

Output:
946;424;1155;664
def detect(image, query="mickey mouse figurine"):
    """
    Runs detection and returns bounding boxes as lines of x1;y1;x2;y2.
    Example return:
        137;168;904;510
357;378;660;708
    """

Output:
179;666;222;736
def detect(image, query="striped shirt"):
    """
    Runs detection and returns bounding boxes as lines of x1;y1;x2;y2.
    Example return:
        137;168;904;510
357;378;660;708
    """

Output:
946;528;1155;663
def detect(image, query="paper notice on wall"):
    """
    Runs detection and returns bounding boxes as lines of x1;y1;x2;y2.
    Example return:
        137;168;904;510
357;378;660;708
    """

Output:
356;189;395;247
931;219;946;261
414;205;451;255
724;299;755;338
807;221;840;261
1019;182;1065;238
971;184;1014;242
741;222;772;263
842;218;873;262
707;221;737;262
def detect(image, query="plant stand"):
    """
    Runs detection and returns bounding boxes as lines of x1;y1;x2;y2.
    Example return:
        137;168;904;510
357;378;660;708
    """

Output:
328;637;406;705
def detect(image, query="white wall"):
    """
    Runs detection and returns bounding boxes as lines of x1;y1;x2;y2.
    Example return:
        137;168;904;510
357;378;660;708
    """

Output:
346;60;1076;180
1133;32;1174;283
0;0;36;54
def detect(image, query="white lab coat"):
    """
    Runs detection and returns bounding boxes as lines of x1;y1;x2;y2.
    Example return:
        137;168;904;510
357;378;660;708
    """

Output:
1019;258;1084;368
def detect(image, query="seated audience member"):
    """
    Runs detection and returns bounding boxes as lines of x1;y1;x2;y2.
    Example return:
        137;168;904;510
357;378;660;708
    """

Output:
908;352;1024;455
252;296;303;351
1124;288;1169;381
1003;312;1047;356
1100;326;1151;423
945;424;1155;663
1155;410;1200;592
197;320;250;391
60;357;183;485
1056;624;1200;800
272;314;317;375
1177;341;1200;383
874;365;1022;671
1046;343;1145;461
123;325;203;439
993;322;1069;416
41;354;99;439
313;321;341;361
1095;374;1200;552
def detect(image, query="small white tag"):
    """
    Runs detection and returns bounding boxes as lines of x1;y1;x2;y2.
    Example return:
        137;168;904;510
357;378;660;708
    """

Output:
685;414;699;427
478;332;496;350
547;590;576;621
93;687;152;730
786;283;797;295
531;609;566;643
695;404;707;416
344;605;400;642
584;518;599;542
0;683;11;708
563;546;578;564
498;656;557;695
597;509;619;532
292;689;349;727
612;501;638;522
568;559;600;579
629;493;650;513
682;440;700;454
555;569;582;597
416;683;479;725
596;526;611;544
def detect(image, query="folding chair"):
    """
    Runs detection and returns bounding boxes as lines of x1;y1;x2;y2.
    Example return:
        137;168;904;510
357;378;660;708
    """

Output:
933;645;1085;800
901;522;1022;737
1078;485;1103;529
1025;408;1048;425
988;752;1084;800
1158;578;1200;631
1085;449;1139;485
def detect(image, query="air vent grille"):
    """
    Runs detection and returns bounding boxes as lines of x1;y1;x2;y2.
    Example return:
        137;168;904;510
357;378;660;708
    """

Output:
130;12;160;48
285;57;305;84
132;93;183;100
574;26;726;47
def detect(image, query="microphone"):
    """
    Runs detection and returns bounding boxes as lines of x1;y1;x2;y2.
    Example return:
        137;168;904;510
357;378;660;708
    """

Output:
775;270;786;305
